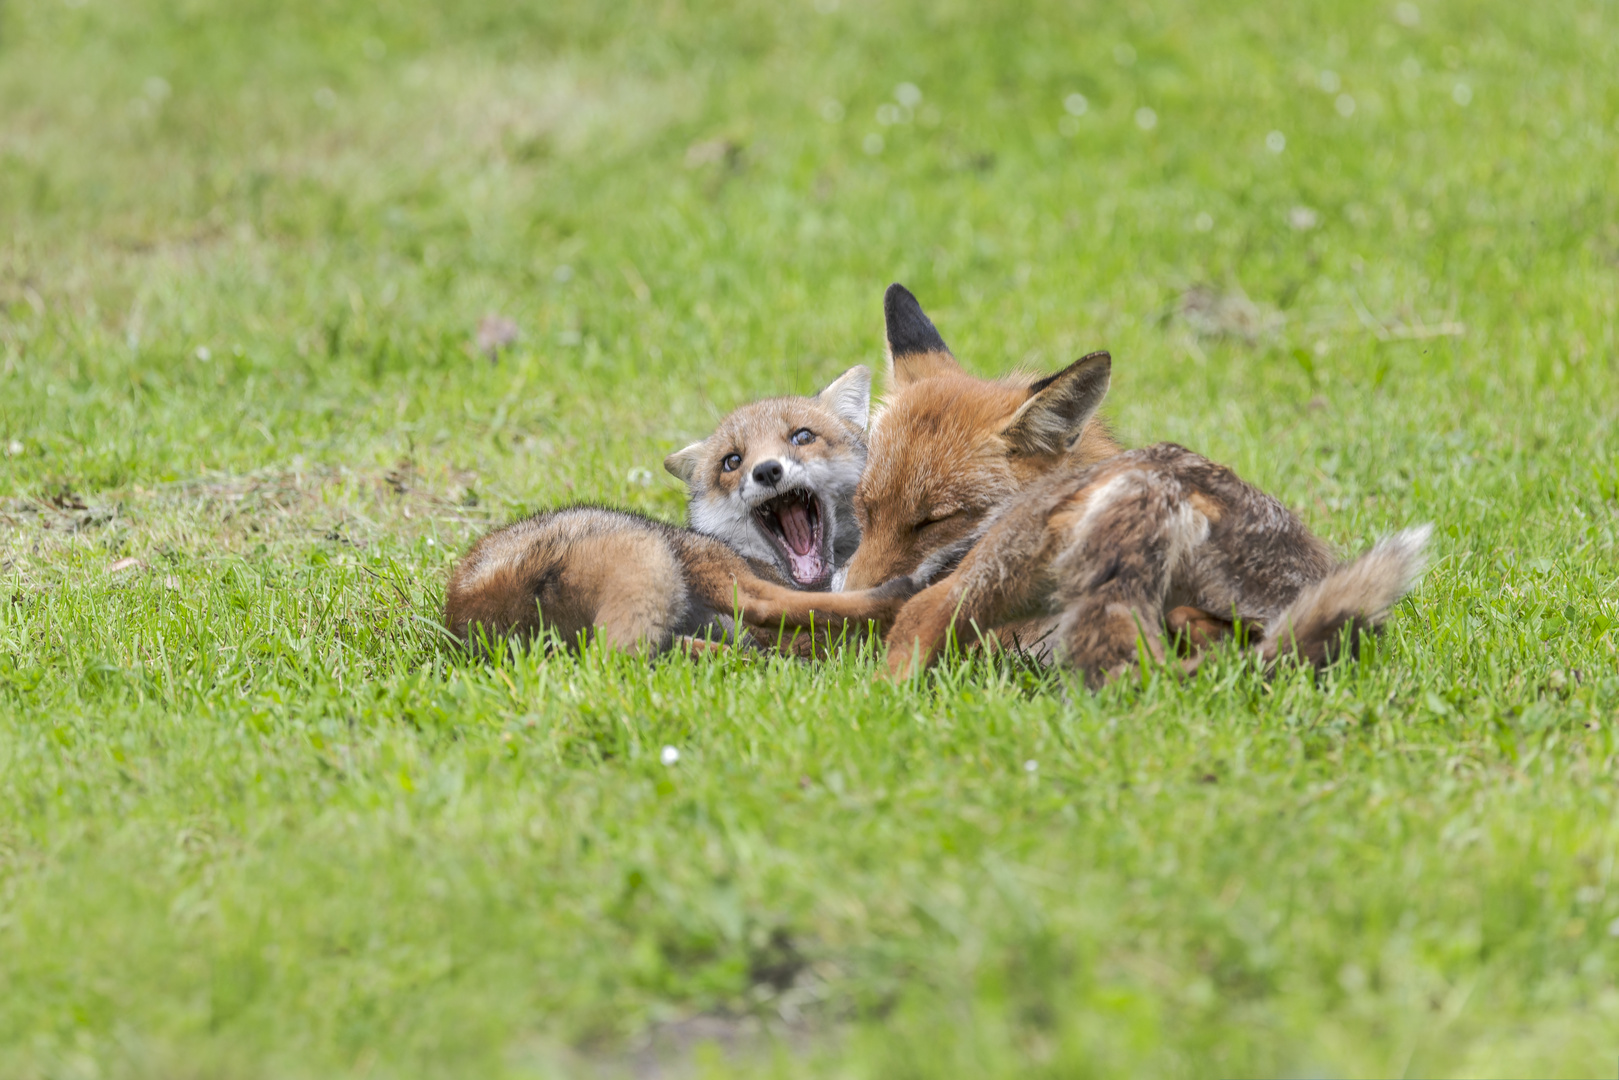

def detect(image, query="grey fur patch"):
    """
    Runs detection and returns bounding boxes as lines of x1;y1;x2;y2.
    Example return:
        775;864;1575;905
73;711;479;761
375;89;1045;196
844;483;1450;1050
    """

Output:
688;443;867;584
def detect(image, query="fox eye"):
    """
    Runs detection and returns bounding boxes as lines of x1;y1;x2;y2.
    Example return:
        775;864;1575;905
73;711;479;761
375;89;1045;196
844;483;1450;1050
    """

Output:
721;453;743;473
790;428;816;446
913;510;959;533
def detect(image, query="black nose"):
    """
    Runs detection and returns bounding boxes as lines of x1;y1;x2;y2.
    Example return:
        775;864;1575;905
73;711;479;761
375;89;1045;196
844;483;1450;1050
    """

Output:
751;459;784;486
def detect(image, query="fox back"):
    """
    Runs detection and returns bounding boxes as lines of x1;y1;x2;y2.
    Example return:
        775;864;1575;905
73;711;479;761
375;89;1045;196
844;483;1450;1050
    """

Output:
844;285;1120;590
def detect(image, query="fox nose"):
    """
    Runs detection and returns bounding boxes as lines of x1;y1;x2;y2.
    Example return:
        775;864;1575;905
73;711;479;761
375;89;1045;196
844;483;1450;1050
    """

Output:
751;459;784;487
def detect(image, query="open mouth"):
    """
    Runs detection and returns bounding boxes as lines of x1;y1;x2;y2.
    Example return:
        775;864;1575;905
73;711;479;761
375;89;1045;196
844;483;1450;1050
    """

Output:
753;488;829;588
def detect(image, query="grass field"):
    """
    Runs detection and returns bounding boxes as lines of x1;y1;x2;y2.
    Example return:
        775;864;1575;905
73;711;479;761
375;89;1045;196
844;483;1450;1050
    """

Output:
4;0;1619;1075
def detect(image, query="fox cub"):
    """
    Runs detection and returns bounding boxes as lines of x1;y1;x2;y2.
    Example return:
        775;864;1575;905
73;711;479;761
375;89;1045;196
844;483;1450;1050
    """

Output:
444;366;914;655
846;284;1430;685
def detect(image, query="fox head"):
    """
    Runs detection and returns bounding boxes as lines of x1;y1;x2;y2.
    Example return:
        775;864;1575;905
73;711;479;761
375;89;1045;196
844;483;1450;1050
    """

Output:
842;284;1120;591
664;366;871;590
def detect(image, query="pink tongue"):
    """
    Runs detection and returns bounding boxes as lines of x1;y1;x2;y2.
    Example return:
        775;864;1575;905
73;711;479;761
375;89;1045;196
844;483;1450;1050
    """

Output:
779;501;815;555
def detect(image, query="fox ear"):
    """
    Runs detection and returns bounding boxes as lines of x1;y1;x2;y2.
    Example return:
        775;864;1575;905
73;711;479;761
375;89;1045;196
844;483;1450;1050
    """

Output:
663;441;706;484
1001;351;1111;456
884;283;959;388
815;365;872;430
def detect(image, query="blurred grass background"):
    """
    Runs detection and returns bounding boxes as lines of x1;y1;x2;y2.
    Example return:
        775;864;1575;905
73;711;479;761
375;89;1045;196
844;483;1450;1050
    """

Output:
2;0;1619;1076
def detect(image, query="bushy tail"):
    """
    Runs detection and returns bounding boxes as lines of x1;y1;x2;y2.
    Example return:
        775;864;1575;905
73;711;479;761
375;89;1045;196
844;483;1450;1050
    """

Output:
1258;524;1432;669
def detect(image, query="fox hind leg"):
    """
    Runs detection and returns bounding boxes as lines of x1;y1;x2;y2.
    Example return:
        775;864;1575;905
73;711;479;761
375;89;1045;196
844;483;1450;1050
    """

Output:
1165;606;1237;655
1050;470;1203;687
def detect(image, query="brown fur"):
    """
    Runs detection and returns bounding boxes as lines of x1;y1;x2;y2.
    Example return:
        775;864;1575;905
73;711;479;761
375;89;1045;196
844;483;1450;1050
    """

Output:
445;506;915;656
444;369;915;657
858;285;1430;685
846;286;1121;594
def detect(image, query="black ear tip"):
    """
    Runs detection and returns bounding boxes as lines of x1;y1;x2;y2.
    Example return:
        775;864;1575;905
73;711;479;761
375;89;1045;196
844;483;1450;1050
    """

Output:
883;283;923;327
1030;349;1113;394
1076;350;1113;378
884;283;950;357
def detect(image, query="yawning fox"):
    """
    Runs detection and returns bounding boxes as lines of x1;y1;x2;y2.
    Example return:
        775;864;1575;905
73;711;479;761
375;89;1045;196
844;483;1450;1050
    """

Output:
845;284;1430;685
444;366;914;655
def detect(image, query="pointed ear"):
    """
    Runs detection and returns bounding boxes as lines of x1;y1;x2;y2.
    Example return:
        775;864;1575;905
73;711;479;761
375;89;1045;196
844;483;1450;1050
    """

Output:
663;441;706;484
815;365;872;430
884;283;959;388
1001;351;1112;456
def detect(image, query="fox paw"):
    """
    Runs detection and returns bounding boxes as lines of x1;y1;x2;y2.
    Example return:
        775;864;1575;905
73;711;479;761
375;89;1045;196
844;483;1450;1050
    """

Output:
869;574;919;601
865;575;921;625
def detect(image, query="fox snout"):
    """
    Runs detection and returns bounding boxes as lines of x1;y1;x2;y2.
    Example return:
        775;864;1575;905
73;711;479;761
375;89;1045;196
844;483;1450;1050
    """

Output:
743;456;807;505
751;459;785;487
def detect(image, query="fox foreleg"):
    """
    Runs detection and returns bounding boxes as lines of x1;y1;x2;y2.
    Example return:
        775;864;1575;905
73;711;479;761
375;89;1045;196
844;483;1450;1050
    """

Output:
728;575;918;635
883;499;1062;679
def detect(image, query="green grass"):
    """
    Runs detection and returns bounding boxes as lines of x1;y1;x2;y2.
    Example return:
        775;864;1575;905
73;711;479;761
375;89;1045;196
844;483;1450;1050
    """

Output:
3;0;1619;1075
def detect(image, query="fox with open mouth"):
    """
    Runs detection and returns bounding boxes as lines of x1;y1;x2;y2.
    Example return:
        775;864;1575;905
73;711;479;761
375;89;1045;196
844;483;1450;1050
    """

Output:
663;371;867;592
444;366;915;657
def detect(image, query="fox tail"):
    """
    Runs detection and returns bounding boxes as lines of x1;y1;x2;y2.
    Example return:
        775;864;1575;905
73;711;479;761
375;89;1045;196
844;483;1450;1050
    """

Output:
1257;524;1432;669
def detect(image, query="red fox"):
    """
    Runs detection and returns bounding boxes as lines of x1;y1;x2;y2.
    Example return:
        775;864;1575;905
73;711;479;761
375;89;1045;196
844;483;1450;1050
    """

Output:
663;366;869;591
444;367;915;655
846;284;1431;685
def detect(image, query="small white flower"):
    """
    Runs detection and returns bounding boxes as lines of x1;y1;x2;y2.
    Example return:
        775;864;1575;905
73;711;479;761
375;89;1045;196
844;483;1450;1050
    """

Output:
553;264;574;283
1064;93;1089;117
1336;94;1357;117
1135;107;1158;131
1452;82;1472;106
1266;130;1287;153
5;440;22;457
626;467;652;487
1113;43;1136;66
820;98;844;123
1194;212;1214;232
862;133;885;155
425;537;435;546
1318;70;1341;94
314;86;337;110
194;345;211;362
143;76;171;102
1023;759;1038;773
1288;206;1319;230
661;745;680;766
1394;2;1420;27
876;103;903;126
895;82;923;108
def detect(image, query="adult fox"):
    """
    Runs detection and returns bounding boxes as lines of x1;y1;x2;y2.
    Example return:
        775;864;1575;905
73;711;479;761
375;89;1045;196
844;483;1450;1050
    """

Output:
845;285;1430;686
